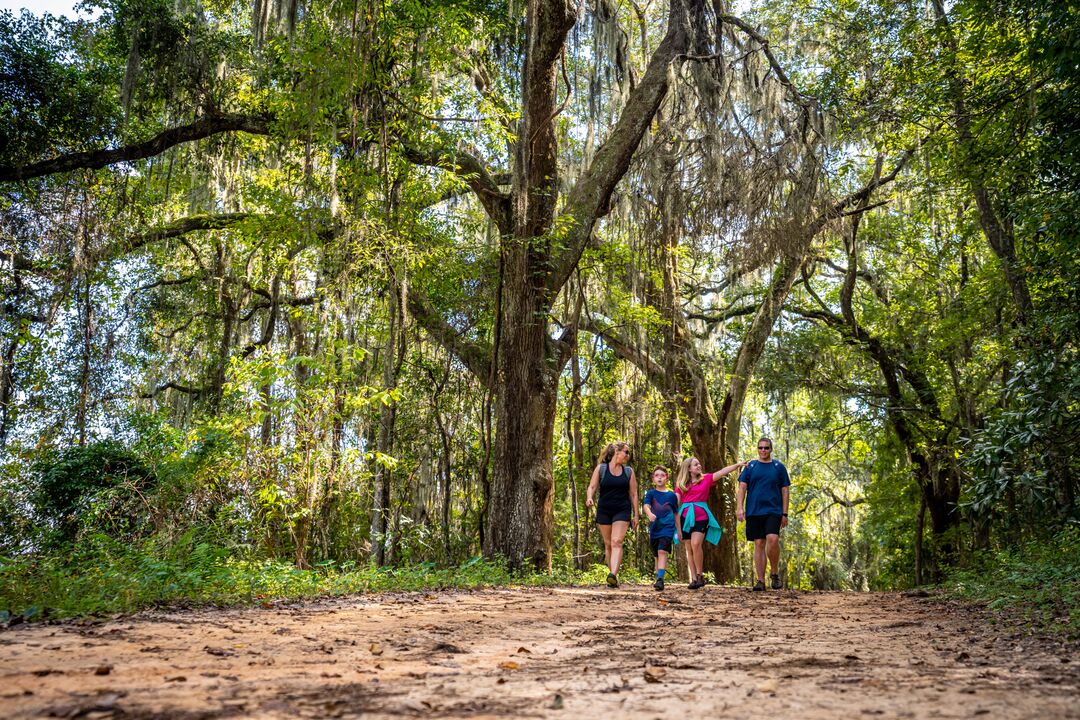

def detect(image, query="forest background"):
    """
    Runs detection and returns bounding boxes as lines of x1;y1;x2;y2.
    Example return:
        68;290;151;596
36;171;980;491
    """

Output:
0;0;1077;631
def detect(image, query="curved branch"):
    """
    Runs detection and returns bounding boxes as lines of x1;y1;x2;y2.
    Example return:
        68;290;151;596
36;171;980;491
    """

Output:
405;287;493;387
398;142;512;234
1;113;272;183
581;315;666;390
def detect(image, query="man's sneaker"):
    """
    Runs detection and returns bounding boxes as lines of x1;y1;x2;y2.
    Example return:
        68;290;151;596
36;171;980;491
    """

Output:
688;576;703;590
654;577;665;591
770;574;782;590
606;572;619;588
752;580;766;591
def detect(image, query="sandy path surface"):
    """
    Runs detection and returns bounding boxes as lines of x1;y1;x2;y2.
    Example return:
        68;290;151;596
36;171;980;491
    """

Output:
1;585;1077;719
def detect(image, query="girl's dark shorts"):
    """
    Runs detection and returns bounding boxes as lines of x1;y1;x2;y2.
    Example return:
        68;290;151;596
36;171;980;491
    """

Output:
650;536;674;556
745;514;783;540
679;517;708;540
595;506;632;525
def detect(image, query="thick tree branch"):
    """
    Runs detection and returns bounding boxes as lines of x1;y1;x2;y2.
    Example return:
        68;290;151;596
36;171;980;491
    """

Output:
719;15;818;110
106;213;256;261
405;287;493;387
581;315;666;390
399;142;512;234
550;0;695;295
1;113;271;183
140;381;204;399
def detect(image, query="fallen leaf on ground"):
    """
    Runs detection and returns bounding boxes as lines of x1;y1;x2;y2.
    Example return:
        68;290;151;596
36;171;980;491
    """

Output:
756;679;778;693
432;642;466;654
499;661;520;670
369;642;383;655
644;667;666;683
517;647;531;654
94;665;112;676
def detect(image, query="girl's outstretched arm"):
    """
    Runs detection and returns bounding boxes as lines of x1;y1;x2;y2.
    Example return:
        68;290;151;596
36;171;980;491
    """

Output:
708;461;747;478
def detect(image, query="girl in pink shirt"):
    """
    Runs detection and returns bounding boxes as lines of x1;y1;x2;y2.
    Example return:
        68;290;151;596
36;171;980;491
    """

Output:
675;457;746;589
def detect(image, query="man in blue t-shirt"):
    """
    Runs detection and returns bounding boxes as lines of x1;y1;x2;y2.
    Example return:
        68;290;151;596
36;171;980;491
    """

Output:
642;465;679;591
736;436;791;591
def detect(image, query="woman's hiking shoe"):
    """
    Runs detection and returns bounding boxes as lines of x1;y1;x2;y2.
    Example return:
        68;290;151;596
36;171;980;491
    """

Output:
688;576;704;590
770;574;782;590
654;577;665;591
752;580;766;591
606;573;619;588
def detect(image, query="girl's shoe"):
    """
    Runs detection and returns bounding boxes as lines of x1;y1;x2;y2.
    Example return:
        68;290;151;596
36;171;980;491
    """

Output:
653;577;665;591
752;580;766;591
688;577;703;590
606;572;619;588
770;574;782;590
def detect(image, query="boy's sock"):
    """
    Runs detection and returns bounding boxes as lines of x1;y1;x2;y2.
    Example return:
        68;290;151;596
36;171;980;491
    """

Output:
657;569;666;580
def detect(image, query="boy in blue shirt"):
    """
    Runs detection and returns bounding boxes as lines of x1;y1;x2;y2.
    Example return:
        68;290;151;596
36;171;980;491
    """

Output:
736;437;791;591
642;465;679;591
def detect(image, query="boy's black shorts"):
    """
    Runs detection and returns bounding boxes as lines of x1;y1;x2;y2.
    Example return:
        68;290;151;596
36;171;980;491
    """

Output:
745;514;783;541
650;536;673;556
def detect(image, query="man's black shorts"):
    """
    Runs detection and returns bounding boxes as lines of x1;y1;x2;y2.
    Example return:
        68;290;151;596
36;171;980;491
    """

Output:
650;536;674;556
745;514;783;541
595;507;632;525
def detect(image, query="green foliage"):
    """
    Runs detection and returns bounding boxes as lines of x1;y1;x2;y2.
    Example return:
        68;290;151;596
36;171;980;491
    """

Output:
945;527;1080;637
964;352;1080;530
0;10;119;164
0;534;597;621
29;440;157;544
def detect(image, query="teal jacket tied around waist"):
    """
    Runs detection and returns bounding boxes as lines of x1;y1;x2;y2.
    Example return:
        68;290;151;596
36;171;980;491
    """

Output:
674;501;723;546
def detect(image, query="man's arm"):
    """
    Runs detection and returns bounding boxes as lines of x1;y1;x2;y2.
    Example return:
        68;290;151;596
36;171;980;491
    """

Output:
736;482;747;522
780;486;790;528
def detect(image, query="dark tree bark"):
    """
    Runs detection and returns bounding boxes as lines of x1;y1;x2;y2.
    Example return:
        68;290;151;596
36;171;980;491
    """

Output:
0;113;271;183
371;275;407;566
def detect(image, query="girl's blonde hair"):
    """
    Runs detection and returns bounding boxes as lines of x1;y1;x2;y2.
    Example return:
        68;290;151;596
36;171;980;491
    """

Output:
675;456;700;492
597;441;630;467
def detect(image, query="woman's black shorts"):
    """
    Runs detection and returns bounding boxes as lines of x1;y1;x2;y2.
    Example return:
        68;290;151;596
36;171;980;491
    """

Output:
595;507;632;525
745;514;783;540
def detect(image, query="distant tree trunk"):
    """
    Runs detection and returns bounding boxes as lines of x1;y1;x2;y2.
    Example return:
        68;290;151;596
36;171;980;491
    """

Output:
915;496;926;586
428;357;453;561
76;271;93;447
931;0;1034;329
568;346;584;569
371;277;406;566
288;305;314;569
0;267;25;450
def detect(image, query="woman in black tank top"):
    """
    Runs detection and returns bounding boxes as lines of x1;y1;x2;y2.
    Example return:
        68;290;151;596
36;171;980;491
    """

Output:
586;441;638;588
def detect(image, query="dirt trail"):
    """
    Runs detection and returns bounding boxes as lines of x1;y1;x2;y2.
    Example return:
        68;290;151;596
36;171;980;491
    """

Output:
1;585;1077;719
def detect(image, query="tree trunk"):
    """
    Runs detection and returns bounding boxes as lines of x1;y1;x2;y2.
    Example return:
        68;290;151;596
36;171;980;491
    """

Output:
568;347;584;570
484;290;560;569
371;279;406;566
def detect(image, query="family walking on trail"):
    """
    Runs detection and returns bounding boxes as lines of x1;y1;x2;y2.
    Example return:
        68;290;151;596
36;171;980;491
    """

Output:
587;438;790;590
